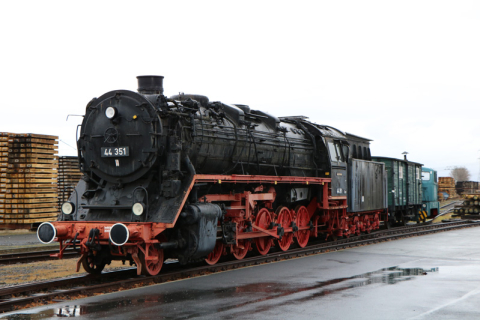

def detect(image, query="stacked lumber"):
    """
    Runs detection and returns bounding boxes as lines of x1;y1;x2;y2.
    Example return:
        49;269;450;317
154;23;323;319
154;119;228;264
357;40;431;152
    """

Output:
0;132;14;227
0;133;12;207
438;177;458;198
0;133;59;229
453;194;480;219
58;156;82;210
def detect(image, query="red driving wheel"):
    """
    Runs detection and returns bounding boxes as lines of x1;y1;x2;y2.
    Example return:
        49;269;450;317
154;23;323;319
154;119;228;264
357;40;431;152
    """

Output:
254;208;273;255
205;241;224;265
231;221;251;260
276;206;293;251
294;205;310;248
139;244;164;276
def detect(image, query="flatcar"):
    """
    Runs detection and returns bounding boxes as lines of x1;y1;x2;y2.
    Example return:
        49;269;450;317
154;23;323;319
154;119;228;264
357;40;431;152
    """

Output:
37;75;391;276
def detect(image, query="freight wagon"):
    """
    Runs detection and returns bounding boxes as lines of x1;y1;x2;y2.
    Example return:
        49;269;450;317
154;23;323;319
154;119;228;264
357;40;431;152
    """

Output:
372;156;423;225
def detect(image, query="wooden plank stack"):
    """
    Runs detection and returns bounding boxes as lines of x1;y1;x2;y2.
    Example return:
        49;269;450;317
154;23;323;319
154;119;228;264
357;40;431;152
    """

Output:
0;133;12;213
438;177;458;199
58;156;82;210
452;194;480;219
0;133;59;229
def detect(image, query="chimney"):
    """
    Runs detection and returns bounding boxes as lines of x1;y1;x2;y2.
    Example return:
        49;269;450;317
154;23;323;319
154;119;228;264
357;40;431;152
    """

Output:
137;75;164;94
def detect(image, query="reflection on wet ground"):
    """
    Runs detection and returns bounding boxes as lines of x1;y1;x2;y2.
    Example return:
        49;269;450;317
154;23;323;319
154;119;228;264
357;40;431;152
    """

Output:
3;266;438;319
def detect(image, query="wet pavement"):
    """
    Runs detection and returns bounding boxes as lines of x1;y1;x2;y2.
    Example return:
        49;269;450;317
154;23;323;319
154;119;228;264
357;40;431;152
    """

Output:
2;227;480;319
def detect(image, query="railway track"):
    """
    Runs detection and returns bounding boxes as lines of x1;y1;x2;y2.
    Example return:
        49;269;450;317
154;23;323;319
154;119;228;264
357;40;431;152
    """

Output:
1;219;479;313
0;249;79;266
436;200;464;218
441;200;462;210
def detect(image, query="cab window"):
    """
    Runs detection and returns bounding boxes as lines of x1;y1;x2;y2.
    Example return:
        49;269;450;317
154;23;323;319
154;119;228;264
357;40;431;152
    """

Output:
342;144;349;160
328;142;338;161
328;141;345;162
422;172;431;181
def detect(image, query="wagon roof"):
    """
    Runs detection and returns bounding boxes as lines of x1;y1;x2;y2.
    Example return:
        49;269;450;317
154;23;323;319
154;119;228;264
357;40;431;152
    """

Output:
372;156;423;166
345;132;373;142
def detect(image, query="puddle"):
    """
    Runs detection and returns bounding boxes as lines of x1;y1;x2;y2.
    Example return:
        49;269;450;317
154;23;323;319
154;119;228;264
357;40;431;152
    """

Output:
1;266;438;319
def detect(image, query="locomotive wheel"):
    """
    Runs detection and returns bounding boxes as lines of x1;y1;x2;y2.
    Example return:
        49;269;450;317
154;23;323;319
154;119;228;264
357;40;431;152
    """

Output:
373;214;380;229
82;254;106;275
276;206;293;251
354;216;361;236
294;205;310;248
326;231;337;241
232;240;251;260
206;241;224;265
232;221;251;260
139;245;164;276
363;216;372;234
254;208;273;255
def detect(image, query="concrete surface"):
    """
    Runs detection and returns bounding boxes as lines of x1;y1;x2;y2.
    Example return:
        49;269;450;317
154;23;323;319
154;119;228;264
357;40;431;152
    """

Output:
2;227;480;319
0;231;52;253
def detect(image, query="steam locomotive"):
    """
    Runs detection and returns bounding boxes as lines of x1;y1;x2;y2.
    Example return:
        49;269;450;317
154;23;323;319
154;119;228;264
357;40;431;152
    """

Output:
38;76;416;276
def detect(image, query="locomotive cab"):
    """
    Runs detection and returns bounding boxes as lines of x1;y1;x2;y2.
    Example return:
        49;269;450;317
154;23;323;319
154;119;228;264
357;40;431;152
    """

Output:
325;138;348;196
421;167;440;219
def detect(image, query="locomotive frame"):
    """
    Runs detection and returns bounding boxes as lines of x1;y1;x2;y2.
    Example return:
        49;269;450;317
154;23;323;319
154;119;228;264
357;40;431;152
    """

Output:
46;173;385;276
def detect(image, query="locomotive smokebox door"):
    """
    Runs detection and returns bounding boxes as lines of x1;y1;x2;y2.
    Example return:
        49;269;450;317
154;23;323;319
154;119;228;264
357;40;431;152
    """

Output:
78;90;161;184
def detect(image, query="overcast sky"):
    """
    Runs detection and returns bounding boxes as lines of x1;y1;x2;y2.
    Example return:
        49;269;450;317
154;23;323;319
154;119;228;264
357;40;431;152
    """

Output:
1;1;479;179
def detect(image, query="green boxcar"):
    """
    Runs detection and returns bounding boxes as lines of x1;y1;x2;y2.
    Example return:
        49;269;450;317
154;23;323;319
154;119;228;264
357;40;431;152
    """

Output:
372;156;423;224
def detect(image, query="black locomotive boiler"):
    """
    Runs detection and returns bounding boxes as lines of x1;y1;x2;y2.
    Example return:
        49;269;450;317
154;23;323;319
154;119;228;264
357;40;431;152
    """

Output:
37;76;388;275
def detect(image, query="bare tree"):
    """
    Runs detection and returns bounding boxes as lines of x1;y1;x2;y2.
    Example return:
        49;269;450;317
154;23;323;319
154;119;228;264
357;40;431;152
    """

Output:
450;166;471;181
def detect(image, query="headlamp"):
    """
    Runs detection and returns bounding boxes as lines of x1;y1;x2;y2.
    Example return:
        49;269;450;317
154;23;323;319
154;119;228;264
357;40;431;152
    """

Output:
105;107;117;119
132;202;144;216
61;202;74;215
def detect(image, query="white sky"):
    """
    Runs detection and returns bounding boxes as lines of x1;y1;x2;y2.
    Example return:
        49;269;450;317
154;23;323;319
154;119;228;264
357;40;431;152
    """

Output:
1;1;479;179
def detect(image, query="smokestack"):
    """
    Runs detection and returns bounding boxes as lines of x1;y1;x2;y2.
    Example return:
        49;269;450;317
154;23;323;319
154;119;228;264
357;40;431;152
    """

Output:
137;75;164;94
